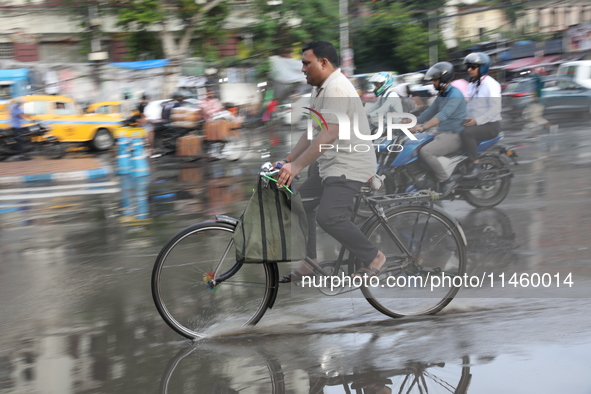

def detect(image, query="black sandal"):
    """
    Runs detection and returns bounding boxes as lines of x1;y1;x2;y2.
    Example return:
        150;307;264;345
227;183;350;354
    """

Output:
279;263;315;284
279;270;304;284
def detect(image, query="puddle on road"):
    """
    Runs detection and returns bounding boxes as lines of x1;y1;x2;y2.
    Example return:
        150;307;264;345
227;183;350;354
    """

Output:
1;131;591;393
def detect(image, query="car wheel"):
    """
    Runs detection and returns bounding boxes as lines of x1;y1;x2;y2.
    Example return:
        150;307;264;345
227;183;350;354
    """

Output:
91;128;114;151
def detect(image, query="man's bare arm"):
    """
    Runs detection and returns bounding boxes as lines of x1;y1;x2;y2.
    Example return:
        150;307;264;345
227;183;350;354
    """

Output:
277;124;339;187
292;123;338;172
284;131;312;163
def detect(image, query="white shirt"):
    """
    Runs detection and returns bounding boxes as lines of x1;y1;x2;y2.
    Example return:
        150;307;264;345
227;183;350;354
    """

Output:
310;69;377;183
466;75;502;125
365;88;404;122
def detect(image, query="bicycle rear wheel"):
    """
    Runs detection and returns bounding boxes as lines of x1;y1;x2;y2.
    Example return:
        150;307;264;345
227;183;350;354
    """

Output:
361;205;466;317
152;222;275;339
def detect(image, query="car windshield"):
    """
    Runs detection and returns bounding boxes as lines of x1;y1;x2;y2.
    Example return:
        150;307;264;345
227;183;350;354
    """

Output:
54;101;79;115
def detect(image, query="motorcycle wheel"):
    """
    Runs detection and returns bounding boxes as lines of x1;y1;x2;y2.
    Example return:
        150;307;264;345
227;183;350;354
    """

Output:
462;155;511;208
0;139;11;162
45;142;66;160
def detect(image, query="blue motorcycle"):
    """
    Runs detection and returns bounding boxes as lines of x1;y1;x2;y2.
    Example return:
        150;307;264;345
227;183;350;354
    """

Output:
371;130;518;208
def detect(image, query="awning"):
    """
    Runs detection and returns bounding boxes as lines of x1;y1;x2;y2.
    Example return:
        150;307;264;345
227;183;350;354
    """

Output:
0;68;28;80
503;55;562;71
108;59;170;70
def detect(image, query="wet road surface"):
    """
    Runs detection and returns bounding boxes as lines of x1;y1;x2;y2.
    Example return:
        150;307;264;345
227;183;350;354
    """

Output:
1;118;591;393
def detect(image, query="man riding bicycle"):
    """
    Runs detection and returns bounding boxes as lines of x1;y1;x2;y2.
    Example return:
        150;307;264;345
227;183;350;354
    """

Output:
276;40;386;282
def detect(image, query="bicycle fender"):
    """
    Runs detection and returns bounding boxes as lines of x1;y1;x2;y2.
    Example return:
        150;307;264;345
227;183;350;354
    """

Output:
214;214;280;309
215;215;240;226
267;263;280;310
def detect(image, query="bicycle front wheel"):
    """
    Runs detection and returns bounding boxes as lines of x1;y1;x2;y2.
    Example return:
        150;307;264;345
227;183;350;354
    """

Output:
361;205;467;317
152;222;275;339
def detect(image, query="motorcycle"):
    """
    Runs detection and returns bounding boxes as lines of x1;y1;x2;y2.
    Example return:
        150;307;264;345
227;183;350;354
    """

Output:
371;130;518;209
0;120;65;161
150;120;195;156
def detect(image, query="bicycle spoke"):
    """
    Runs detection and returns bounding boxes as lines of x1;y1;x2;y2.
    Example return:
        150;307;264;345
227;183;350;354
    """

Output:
361;206;466;317
423;371;456;393
152;223;273;339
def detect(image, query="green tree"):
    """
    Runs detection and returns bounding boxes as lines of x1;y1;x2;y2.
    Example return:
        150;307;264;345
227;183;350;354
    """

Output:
125;31;165;60
247;0;339;59
351;2;441;74
113;0;230;95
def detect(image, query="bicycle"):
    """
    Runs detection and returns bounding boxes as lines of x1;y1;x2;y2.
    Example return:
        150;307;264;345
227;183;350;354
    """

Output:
152;163;468;340
159;342;471;394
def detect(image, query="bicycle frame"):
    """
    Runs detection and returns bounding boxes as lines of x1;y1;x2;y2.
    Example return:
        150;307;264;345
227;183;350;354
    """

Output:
300;189;444;282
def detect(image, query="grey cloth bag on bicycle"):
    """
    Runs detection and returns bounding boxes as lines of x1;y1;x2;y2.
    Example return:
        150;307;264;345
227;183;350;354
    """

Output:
234;178;308;263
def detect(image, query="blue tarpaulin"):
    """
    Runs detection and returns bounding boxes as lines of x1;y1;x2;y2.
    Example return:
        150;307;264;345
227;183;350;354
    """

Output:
108;59;170;70
0;68;28;80
0;68;29;98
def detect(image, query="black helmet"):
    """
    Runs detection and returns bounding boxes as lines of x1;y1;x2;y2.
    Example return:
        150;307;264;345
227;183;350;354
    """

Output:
423;62;455;92
172;91;185;99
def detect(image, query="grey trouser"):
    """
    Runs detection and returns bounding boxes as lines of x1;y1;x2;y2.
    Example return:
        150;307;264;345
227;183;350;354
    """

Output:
299;164;379;265
419;132;462;182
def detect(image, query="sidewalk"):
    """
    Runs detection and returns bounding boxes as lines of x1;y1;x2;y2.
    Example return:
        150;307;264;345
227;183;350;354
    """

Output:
0;157;112;185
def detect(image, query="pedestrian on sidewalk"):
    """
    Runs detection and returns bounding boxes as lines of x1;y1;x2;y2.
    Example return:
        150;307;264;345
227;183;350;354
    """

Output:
10;98;31;161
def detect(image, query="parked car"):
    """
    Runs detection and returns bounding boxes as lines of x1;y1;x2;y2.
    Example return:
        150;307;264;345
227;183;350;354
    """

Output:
501;78;535;119
556;60;591;89
502;77;591;120
0;95;122;150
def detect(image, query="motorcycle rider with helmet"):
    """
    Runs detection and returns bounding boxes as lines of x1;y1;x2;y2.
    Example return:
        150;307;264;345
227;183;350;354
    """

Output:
409;62;467;197
365;71;403;127
461;52;502;179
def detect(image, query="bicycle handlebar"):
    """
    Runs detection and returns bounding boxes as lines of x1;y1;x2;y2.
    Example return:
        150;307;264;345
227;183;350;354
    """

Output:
259;162;294;194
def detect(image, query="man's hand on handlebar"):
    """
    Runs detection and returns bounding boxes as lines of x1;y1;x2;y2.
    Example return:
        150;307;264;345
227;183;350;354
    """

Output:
409;125;425;133
277;162;303;188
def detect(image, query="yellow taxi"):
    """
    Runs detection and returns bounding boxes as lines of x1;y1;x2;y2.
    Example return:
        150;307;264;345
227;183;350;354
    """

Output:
86;101;124;118
0;95;121;150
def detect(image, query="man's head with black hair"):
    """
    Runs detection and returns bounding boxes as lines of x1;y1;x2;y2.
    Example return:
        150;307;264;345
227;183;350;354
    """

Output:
301;41;339;69
301;41;340;87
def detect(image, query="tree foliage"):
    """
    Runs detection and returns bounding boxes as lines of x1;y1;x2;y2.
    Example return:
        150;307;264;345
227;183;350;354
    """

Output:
247;0;339;58
112;0;229;59
351;2;441;74
125;30;165;60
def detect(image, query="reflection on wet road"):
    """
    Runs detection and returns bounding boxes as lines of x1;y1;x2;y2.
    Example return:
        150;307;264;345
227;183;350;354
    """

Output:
0;120;590;393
